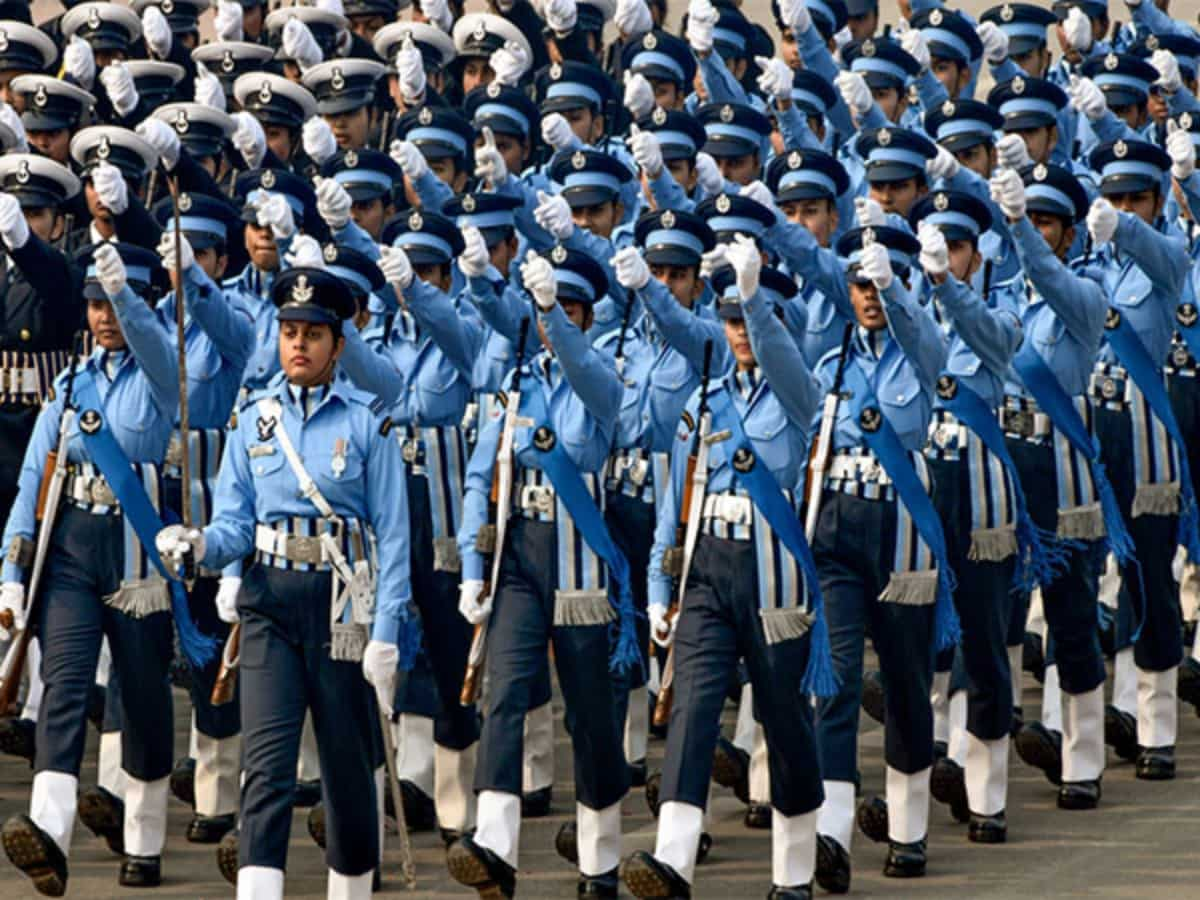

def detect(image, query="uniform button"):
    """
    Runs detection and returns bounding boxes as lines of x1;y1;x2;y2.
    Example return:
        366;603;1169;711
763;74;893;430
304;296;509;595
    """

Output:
896;393;904;401
19;329;31;341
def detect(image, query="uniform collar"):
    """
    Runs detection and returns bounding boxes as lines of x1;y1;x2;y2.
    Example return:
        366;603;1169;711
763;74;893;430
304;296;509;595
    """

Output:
854;325;889;359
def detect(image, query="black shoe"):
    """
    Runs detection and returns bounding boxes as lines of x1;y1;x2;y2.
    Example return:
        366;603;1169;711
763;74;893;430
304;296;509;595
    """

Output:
307;803;326;848
556;821;579;866
933;740;948;761
620;850;691;899
860;669;885;725
645;770;662;818
373;868;381;892
767;883;813;899
815;835;850;894
216;829;238;886
440;827;468;848
1104;705;1139;763
397;780;437;832
1136;746;1176;780
711;737;750;804
1057;779;1101;810
579;867;619;898
856;796;888;844
86;685;106;732
169;757;195;806
744;802;771;829
446;835;517;899
293;778;321;808
186;813;235;844
0;717;35;763
521;786;552;818
930;757;969;824
967;812;1007;844
1010;706;1024;739
77;785;124;855
118;854;161;887
884;840;926;878
1023;632;1045;683
2;813;68;896
1179;658;1200;714
629;758;648;788
697;833;712;865
168;651;191;689
1014;722;1062;786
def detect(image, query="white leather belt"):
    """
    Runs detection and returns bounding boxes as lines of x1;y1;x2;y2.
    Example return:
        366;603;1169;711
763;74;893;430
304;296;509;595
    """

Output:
927;419;969;452
826;452;893;486
1089;365;1132;406
0;366;38;396
701;493;753;526
254;524;327;566
66;472;117;507
609;449;651;487
518;484;556;517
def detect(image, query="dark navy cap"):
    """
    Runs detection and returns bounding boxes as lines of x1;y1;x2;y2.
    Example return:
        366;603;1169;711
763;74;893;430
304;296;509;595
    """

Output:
373;22;457;72
845;0;878;16
772;0;847;40
1020;161;1089;223
236;168;318;232
265;7;347;61
924;98;1003;152
713;266;797;317
695;193;778;241
1081;52;1158;108
61;3;142;54
1090;138;1170;196
912;7;983;65
152;191;240;251
986;75;1066;131
77;242;162;301
394;105;475;164
126;61;186;110
0;154;80;209
1130;33;1200;83
980;4;1056;56
634;208;716;267
712;5;755;61
320;149;401;204
383;207;465;265
343;0;401;19
541;244;609;305
233;73;318;131
321;242;385;303
856;126;937;183
909;189;993;242
790;69;838;119
10;74;94;131
1052;1;1107;22
191;41;276;99
766;147;850;202
273;267;356;325
699;102;770;159
130;0;210;36
843;38;920;91
576;0;615;35
535;61;615;115
152;102;235;160
637;107;707;162
464;82;539;141
69;126;156;182
836;225;921;282
452;13;532;61
302;59;385;116
621;30;696;89
0;20;56;73
443;192;522;246
548;149;634;208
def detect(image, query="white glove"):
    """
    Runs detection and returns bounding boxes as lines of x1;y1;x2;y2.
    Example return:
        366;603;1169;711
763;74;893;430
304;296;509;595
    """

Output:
157;229;195;276
648;603;674;648
419;0;453;34
739;178;775;213
1068;74;1106;121
779;0;811;36
534;189;573;241
545;0;578;34
899;23;930;72
1126;0;1144;6
859;233;893;291
284;234;323;267
755;55;793;104
231;111;266;169
99;63;139;118
283;19;323;71
92;161;129;216
214;0;244;41
378;245;414;290
521;249;558;310
64;35;95;91
615;0;652;38
0;103;27;152
136;118;181;171
315;0;345;16
989;167;1026;220
1152;48;1183;95
926;144;960;181
0;582;26;640
458;579;491;625
1087;197;1119;245
194;62;226;112
142;6;172;59
699;242;728;280
255;192;296;240
490;39;530;88
214;576;241;624
612;245;651;290
302;117;338;165
0;193;30;251
1168;119;1196;180
996;132;1033;171
1063;6;1093;53
627;124;663;177
917;220;949;279
316;176;352;229
726;233;761;300
834;25;852;51
540;112;577;152
835;70;872;117
459;226;490;278
395;36;426;104
473;126;508;186
976;21;1008;65
154;524;207;573
361;639;399;714
686;0;718;54
854;195;886;227
624;71;656;122
695;151;723;196
390;139;428;179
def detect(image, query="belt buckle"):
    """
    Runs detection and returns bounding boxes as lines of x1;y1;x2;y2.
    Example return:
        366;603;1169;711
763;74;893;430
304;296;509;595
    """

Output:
165;434;184;469
1173;345;1193;369
88;480;114;506
865;460;882;482
288;535;323;565
629;458;649;486
1099;376;1119;401
528;486;554;516
1005;409;1031;436
933;423;955;449
401;439;420;464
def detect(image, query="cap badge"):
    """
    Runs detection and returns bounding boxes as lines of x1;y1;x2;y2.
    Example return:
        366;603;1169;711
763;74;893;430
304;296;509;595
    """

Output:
1001;4;1013;22
418;105;433;125
259;80;273;103
472;21;487;41
173;108;189;133
331;67;345;91
292;274;314;304
87;6;101;30
571;150;586;170
1104;53;1119;71
260;169;276;188
550;62;562;79
0;29;8;51
862;39;875;57
643;32;657;50
715;194;731;213
408;210;423;230
1033;163;1047;182
1178;302;1198;327
719;104;734;123
877;128;891;146
551;245;567;263
324;244;338;262
1114;139;1128;158
788;149;802;169
15;159;29;184
221;50;235;73
934;192;948;211
162;0;174;13
344;149;358;167
652;106;667;125
34;83;47;108
660;209;676;228
462;194;477;212
96;135;111;160
929;9;943;25
1181;112;1193;130
1147;34;1159;50
941;100;954;116
1011;75;1025;94
862;226;876;244
178;193;192;212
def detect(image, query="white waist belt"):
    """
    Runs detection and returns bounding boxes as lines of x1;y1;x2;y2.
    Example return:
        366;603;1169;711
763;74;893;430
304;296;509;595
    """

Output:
826;453;893;486
701;492;753;526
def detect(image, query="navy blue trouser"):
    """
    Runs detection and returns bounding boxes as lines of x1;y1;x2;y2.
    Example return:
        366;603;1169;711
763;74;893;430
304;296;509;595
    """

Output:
813;489;936;780
473;518;628;811
35;506;174;782
605;491;654;741
659;534;823;816
237;563;378;875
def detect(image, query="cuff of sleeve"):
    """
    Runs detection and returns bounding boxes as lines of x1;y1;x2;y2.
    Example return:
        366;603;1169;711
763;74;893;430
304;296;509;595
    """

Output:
931;277;966;311
1;562;24;584
462;549;484;582
649;580;670;610
371;609;402;646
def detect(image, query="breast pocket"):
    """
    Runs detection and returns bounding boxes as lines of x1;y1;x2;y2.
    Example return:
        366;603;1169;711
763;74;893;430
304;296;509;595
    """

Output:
879;385;928;450
312;448;366;494
745;406;794;475
1112;268;1152;310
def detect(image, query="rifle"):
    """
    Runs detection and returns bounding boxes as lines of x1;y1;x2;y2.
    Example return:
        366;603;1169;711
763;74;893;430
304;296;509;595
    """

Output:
0;332;82;714
209;620;241;706
377;694;417;889
803;323;854;542
651;339;713;728
460;316;532;705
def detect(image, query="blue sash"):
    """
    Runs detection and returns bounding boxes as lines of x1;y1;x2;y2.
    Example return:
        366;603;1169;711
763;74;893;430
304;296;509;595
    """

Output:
73;370;219;668
707;388;836;697
519;383;640;675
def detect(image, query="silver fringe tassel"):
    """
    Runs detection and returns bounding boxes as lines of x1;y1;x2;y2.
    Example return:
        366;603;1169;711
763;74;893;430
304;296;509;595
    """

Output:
104;578;171;618
1132;481;1180;519
331;623;368;662
1057;502;1106;541
879;570;938;606
759;607;814;645
969;525;1018;563
553;590;615;627
434;537;462;573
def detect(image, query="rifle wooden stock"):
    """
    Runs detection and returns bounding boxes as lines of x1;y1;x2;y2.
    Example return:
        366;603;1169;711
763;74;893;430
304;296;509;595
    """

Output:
209;622;241;706
0;630;31;715
34;451;58;523
459;577;491;706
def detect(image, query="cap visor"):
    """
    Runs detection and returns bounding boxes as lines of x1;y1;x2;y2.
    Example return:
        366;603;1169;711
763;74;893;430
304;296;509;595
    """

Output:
1002;111;1055;131
22;113;73;131
561;185;618;208
396;244;450;266
938;132;990;153
865;162;922;183
701;136;757;159
556;284;595;304
343;183;388;203
1024;196;1074;221
277;306;338;324
316;95;373;116
1007;36;1045;56
644;246;701;267
540;96;591;115
776;184;835;203
1100;174;1158;196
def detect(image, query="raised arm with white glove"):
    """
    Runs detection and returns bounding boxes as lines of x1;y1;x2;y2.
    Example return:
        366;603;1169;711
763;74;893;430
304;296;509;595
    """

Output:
458;226;490;278
859;233;893;291
917;220;950;281
995;133;1033;171
136;118;181;171
1167;118;1196;180
302;116;338;165
755;55;793;106
64;35;95;91
627;124;663;178
213;0;243;41
157;229;196;277
316;176;352;230
142;6;172;59
396;36;427;103
231;111;267;169
390;139;429;180
615;0;653;39
612;245;651;291
545;0;578;35
541;112;579;153
521;250;558;310
989;167;1026;221
378;244;414;291
835;70;873;119
490;40;530;88
92;161;129;216
976;21;1008;65
533;190;574;241
624;71;656;122
1062;5;1093;54
282;18;323;72
1086;197;1118;245
0;193;30;251
255;192;296;240
194;63;227;112
419;0;453;34
1067;74;1106;122
686;0;719;55
99;63;139;118
473;126;508;187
